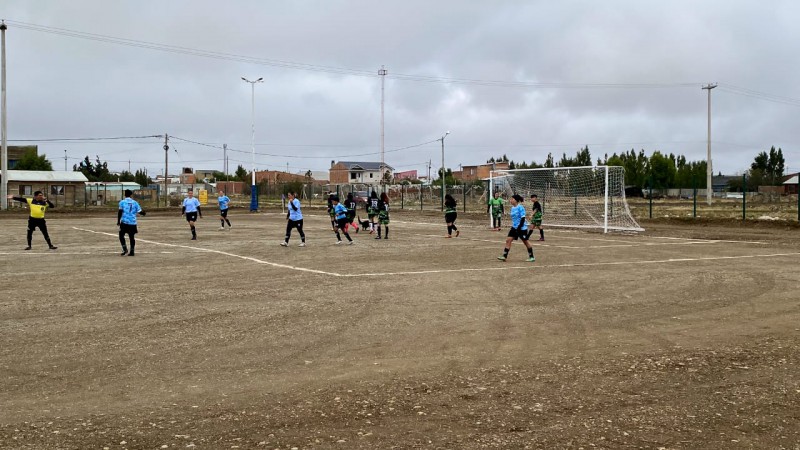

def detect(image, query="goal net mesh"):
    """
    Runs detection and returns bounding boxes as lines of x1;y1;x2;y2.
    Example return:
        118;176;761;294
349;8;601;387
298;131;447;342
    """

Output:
490;166;643;232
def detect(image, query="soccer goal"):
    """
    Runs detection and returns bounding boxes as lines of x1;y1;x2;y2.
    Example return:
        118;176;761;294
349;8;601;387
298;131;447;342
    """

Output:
489;166;643;233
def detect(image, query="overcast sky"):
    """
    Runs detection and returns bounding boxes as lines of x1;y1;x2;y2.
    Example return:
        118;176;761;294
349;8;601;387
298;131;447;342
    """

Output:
3;0;800;178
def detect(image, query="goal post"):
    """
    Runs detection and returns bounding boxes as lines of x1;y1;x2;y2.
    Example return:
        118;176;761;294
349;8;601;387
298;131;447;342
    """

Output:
489;165;643;233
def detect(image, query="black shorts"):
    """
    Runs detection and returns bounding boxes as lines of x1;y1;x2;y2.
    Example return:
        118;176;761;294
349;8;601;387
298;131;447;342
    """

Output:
507;227;529;241
445;212;457;223
120;223;138;235
220;208;228;218
336;217;350;229
185;212;198;222
27;217;47;231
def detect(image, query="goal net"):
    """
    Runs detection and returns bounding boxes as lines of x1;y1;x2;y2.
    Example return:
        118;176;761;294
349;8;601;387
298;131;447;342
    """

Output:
489;166;643;233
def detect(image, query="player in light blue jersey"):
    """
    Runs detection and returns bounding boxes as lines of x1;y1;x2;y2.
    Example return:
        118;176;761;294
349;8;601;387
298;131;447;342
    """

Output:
217;191;232;231
332;196;353;245
181;190;203;240
117;189;146;256
281;191;306;247
497;194;535;262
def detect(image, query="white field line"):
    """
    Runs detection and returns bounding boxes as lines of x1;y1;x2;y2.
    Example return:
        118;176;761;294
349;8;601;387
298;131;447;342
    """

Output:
342;252;800;277
72;227;340;276
409;233;731;249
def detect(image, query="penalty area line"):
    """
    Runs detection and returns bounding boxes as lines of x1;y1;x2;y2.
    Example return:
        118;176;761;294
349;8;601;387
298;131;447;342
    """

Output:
71;227;340;276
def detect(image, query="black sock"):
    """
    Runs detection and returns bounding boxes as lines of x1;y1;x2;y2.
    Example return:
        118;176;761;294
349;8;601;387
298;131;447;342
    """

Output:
503;248;510;257
452;224;458;231
528;247;534;257
447;225;452;235
377;225;381;237
226;219;231;226
540;229;544;239
345;232;352;242
221;219;225;227
335;230;341;241
191;226;196;237
384;226;388;238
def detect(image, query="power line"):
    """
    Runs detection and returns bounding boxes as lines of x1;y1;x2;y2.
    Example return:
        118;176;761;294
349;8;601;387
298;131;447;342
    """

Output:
6;20;703;90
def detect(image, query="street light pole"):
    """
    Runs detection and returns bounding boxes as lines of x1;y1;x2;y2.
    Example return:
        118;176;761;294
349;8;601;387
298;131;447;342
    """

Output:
439;131;450;211
1;21;8;211
242;76;263;211
702;83;717;205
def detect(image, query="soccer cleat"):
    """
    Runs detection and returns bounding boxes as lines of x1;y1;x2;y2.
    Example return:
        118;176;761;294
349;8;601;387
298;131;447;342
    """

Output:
128;252;135;257
24;246;32;251
120;249;128;256
348;240;354;245
538;237;545;241
497;255;507;261
191;236;197;240
280;242;288;247
355;227;359;233
384;236;389;240
527;256;536;262
218;226;225;231
335;240;342;245
455;230;460;237
298;242;306;247
49;246;58;250
375;236;381;240
445;235;452;238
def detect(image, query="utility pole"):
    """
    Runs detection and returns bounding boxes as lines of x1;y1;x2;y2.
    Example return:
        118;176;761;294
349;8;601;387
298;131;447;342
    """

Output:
427;160;431;182
702;83;717;205
379;65;387;187
128;159;131;173
164;134;169;207
1;20;8;211
64;150;68;171
223;143;227;176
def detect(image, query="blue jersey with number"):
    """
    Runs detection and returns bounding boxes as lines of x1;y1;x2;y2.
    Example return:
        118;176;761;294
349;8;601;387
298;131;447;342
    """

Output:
218;195;230;210
288;198;303;221
510;204;528;230
183;197;200;213
119;198;142;225
334;203;348;220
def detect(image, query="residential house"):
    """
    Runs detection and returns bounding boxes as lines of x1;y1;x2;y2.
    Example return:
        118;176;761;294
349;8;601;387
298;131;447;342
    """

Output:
329;161;394;184
453;161;510;182
2;170;89;206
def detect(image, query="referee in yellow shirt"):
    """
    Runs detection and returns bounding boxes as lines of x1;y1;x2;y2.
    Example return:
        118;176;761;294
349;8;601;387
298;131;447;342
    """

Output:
10;191;58;250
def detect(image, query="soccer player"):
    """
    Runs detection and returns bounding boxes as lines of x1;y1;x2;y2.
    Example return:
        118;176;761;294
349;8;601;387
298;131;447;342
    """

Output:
444;194;459;238
375;192;390;240
527;194;545;241
488;191;504;230
117;189;146;256
9;191;58;250
498;194;535;262
181;190;203;240
332;196;353;245
281;191;306;247
217;190;232;230
344;192;359;233
367;191;379;234
326;194;336;231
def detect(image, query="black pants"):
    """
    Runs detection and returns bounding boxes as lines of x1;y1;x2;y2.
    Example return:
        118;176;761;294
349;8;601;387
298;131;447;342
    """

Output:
285;219;305;242
27;218;52;246
119;223;138;251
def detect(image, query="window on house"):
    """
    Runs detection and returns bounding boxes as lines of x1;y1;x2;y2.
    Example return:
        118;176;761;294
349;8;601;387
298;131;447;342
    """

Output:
350;172;357;180
51;185;64;196
369;173;373;178
20;185;32;196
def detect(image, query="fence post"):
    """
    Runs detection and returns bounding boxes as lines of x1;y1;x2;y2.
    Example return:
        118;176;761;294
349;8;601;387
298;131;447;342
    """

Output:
463;183;466;212
401;185;404;209
420;186;423;211
692;177;697;218
648;177;653;219
742;173;747;221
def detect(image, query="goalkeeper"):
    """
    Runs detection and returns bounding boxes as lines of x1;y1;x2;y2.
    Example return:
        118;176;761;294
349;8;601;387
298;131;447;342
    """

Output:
487;191;504;230
527;194;544;241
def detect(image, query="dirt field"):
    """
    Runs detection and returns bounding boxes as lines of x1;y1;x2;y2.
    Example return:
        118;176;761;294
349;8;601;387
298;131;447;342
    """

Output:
1;209;798;449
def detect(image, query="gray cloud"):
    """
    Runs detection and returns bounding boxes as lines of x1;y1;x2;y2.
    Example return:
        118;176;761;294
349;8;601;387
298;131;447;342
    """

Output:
3;0;800;177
